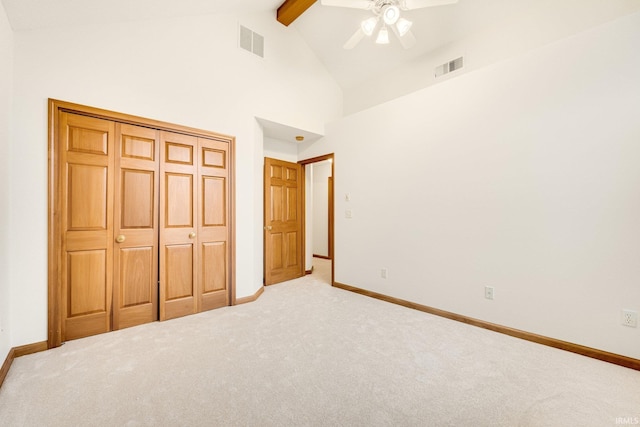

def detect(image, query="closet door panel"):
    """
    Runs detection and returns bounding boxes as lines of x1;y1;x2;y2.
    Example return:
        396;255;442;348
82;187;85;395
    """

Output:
198;138;230;311
113;124;159;330
160;131;198;320
60;113;115;341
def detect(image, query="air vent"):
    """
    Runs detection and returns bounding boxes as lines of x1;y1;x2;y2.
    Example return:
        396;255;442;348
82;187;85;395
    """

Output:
435;56;464;78
239;25;264;58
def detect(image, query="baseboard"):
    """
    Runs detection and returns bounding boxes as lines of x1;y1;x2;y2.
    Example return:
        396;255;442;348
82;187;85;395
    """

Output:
234;286;264;305
14;341;49;358
313;254;331;260
0;341;49;389
305;266;314;275
0;348;15;389
333;282;640;371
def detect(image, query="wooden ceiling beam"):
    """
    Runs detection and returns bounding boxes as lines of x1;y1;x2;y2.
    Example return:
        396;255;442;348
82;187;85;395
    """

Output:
277;0;317;26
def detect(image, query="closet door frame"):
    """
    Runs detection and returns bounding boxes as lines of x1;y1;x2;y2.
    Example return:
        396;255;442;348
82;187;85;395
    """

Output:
48;99;236;348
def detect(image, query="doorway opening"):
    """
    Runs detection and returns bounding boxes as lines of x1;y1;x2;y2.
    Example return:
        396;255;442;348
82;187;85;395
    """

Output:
299;154;335;286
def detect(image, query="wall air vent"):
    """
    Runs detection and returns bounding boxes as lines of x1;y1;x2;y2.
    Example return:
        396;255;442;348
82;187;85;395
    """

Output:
239;25;264;58
435;56;464;78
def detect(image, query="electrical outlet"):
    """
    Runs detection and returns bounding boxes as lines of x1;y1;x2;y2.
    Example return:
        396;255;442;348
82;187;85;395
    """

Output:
380;268;388;279
485;286;494;300
345;209;352;219
622;309;638;328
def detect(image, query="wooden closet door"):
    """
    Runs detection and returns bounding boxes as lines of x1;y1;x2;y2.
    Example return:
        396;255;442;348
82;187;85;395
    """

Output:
113;124;160;329
59;113;115;341
159;131;198;320
198;137;230;311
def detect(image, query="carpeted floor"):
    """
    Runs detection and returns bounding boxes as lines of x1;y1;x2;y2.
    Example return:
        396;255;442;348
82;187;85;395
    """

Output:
1;258;639;426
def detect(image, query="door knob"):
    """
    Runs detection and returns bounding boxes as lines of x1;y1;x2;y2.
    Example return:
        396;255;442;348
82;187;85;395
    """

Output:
189;232;197;239
264;226;272;231
115;235;126;243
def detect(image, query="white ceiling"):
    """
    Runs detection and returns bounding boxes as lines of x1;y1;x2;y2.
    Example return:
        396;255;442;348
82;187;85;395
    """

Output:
293;0;515;90
3;0;640;141
5;0;640;93
0;0;283;30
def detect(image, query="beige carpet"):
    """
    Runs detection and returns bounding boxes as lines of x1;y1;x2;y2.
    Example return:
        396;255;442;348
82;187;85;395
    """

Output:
1;258;639;426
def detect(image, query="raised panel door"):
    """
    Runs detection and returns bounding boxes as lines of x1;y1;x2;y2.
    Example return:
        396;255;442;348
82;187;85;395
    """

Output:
60;112;115;340
160;131;198;320
198;137;230;311
264;157;303;285
113;123;159;330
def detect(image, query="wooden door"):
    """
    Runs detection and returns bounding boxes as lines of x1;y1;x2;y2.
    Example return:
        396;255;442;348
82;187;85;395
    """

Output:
264;158;304;285
159;131;198;320
59;113;115;340
113;124;159;329
198;137;230;311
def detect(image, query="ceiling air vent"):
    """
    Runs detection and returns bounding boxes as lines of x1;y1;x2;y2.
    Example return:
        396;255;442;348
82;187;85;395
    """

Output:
239;25;264;58
435;56;463;78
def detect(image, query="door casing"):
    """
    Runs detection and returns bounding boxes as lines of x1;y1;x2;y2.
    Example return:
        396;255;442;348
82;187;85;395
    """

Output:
299;153;335;285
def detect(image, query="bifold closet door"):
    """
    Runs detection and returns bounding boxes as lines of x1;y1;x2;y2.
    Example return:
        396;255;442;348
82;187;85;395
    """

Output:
59;113;115;341
112;124;160;329
198;137;230;311
159;133;231;319
60;115;161;340
160;131;198;320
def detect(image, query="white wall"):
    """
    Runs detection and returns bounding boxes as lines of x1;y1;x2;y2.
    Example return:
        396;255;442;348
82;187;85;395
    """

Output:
263;137;298;163
300;12;640;359
0;0;13;361
344;0;640;115
312;161;331;257
8;12;342;347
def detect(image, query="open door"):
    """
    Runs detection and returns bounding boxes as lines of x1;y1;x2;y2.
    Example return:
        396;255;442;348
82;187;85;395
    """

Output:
264;157;304;285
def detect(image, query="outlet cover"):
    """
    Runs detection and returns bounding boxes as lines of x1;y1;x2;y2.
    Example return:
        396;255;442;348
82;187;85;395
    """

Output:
622;309;638;328
484;286;494;300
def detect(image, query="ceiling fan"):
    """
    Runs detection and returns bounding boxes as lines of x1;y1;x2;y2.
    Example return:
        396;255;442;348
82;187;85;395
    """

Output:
320;0;458;49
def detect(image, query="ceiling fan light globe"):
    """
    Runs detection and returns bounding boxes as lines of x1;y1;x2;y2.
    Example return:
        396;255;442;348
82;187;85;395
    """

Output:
376;26;390;44
382;5;400;25
361;17;378;36
396;18;413;36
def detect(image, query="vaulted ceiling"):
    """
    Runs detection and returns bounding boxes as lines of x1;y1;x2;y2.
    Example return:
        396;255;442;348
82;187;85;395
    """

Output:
3;0;640;103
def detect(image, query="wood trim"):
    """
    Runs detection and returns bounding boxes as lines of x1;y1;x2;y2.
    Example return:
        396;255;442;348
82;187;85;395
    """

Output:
299;153;333;165
0;348;15;389
305;266;314;275
333;282;640;371
277;0;316;27
0;341;48;389
48;101;62;348
230;135;237;310
14;341;49;358
234;286;264;305
49;99;235;141
48;99;236;348
313;254;331;260
330;158;334;285
328;176;334;260
301;163;307;282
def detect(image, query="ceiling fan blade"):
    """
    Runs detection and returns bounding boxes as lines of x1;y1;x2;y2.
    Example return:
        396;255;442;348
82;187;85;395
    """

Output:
391;25;417;49
343;28;366;49
321;0;373;10
401;0;458;10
